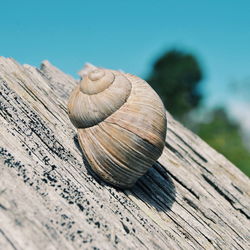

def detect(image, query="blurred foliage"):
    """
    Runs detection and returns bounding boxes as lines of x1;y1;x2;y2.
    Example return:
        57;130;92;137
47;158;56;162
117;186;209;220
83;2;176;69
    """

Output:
147;50;202;122
196;108;250;176
147;49;250;177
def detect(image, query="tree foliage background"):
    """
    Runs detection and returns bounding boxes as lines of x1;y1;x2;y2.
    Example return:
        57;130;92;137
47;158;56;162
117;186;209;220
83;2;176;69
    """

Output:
147;50;202;122
147;49;250;177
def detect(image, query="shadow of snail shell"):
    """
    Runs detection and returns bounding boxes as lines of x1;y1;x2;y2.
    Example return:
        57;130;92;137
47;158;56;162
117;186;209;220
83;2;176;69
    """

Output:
68;64;167;188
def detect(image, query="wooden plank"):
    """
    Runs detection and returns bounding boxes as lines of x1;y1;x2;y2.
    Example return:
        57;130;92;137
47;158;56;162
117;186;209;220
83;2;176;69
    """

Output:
0;57;249;249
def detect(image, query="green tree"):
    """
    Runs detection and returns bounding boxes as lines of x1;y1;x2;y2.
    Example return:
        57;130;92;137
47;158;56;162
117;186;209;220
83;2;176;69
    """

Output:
147;49;203;121
196;108;250;176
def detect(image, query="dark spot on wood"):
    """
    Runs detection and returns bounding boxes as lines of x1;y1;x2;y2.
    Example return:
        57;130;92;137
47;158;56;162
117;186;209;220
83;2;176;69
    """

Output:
77;203;84;211
121;222;130;234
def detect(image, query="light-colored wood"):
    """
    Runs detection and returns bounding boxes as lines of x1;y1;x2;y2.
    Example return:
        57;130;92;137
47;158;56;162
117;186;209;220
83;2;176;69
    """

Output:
0;57;249;250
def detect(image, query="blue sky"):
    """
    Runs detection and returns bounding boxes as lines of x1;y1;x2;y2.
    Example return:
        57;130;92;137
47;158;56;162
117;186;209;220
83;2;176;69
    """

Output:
1;0;250;108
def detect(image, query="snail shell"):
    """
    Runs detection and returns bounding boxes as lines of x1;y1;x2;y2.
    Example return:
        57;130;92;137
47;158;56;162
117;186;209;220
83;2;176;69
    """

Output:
68;65;167;188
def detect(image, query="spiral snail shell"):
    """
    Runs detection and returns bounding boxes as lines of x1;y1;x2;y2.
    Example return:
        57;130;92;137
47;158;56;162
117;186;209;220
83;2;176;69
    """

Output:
68;64;167;188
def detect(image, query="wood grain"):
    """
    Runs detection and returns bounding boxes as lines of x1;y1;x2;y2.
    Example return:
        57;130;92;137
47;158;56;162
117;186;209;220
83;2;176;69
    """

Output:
0;57;249;250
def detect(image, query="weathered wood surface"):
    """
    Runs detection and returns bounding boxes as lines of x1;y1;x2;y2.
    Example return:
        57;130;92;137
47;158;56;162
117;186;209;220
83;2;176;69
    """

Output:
0;57;249;250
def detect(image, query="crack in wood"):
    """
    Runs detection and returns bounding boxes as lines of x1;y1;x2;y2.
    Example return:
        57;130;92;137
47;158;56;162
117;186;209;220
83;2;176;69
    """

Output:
0;229;17;250
168;128;208;163
202;174;250;219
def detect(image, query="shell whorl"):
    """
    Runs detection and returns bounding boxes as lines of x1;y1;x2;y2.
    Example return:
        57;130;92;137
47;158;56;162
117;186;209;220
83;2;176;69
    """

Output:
80;69;115;94
68;68;132;128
